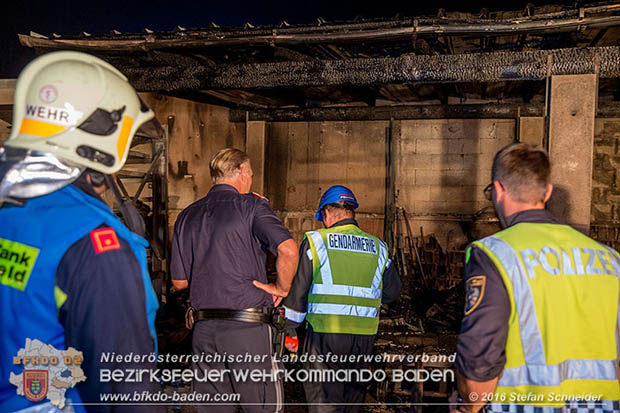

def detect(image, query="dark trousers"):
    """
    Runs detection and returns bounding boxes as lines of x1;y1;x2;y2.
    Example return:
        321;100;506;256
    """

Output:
302;325;375;413
192;320;284;413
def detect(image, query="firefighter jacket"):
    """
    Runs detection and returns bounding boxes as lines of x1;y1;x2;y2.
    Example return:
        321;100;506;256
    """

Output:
0;184;158;412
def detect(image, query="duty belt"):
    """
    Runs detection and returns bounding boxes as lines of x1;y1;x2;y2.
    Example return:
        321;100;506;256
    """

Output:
185;306;289;358
195;307;272;324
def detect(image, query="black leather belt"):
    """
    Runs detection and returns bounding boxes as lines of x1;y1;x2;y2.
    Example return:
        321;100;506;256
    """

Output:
195;307;271;324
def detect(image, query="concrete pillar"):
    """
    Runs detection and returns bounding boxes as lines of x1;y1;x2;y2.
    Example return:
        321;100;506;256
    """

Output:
547;74;597;234
245;120;267;195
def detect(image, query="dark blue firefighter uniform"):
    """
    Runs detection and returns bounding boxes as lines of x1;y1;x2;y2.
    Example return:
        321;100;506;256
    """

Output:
0;180;162;413
171;184;293;413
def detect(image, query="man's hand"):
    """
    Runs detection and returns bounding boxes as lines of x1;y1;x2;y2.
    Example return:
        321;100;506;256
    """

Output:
172;280;188;291
252;281;288;306
456;370;498;413
253;239;298;302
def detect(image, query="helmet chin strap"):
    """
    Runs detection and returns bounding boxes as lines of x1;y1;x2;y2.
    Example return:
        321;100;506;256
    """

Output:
104;174;146;237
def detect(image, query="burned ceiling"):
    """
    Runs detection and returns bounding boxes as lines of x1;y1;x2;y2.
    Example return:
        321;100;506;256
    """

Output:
16;2;620;113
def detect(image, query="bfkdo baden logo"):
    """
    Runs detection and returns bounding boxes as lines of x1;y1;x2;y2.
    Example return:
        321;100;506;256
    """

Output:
10;339;86;408
23;370;48;402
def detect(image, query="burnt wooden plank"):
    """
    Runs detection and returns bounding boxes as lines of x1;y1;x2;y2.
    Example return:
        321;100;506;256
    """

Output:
230;103;544;122
120;47;620;92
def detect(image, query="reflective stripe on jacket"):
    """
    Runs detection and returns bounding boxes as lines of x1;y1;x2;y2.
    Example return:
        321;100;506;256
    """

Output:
305;224;389;335
474;222;620;410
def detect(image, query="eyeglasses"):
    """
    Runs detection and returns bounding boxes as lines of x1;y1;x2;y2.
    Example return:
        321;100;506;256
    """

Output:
483;183;493;201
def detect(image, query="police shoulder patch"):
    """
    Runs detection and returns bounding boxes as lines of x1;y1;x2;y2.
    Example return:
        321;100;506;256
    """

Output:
251;192;269;202
464;275;486;315
89;228;121;254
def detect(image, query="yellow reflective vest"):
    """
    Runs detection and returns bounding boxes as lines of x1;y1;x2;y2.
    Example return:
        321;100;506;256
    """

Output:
305;224;389;335
474;222;620;409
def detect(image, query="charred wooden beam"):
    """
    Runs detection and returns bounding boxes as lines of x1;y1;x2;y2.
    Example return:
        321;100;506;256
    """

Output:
201;90;298;108
145;50;215;67
18;7;620;51
230;101;620;122
164;90;243;109
273;47;316;61
230;103;544;122
122;46;620;92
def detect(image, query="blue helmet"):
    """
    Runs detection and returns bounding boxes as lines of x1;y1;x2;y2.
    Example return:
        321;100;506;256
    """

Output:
315;185;359;221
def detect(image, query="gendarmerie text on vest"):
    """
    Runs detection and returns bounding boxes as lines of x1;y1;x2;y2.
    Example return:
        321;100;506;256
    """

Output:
327;233;377;254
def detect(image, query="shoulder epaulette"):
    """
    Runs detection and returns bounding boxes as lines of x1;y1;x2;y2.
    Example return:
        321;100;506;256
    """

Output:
251;192;269;202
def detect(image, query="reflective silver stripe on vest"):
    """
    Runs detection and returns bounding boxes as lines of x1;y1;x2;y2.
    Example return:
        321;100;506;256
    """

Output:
284;306;307;323
310;283;381;299
487;400;620;413
480;236;546;367
307;303;378;318
480;236;620;388
499;359;618;387
486;403;563;413
308;231;333;284
567;399;620;412
372;243;388;290
307;230;386;300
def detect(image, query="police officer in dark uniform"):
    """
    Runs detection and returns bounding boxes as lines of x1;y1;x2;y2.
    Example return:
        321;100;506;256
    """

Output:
0;52;162;412
455;143;620;412
281;185;401;413
171;148;298;413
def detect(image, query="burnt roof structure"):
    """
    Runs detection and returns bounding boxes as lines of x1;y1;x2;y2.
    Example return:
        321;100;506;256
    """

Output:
16;2;620;114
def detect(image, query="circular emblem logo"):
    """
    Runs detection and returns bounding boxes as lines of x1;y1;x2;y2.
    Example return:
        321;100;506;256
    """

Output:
39;85;58;103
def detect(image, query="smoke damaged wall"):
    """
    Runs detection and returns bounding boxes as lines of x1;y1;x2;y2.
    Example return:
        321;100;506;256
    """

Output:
592;119;620;224
122;99;619;249
264;118;516;247
396;119;515;216
129;94;245;228
265;120;387;243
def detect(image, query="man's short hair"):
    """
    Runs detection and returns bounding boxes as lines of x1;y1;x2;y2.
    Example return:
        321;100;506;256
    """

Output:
210;148;250;184
324;201;356;219
492;142;551;203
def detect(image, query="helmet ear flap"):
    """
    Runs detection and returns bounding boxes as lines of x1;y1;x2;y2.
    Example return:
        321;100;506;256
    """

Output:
87;170;106;187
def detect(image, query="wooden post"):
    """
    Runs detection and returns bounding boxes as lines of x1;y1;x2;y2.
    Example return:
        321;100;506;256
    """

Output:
245;120;267;195
0;79;15;105
547;74;597;234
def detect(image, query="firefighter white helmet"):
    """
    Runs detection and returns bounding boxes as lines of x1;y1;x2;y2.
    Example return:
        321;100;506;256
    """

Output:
5;51;154;174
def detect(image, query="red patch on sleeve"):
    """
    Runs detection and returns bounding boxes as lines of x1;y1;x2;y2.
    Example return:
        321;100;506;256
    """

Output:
89;228;121;254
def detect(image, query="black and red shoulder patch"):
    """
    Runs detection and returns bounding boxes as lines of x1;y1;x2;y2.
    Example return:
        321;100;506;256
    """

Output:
89;228;121;254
